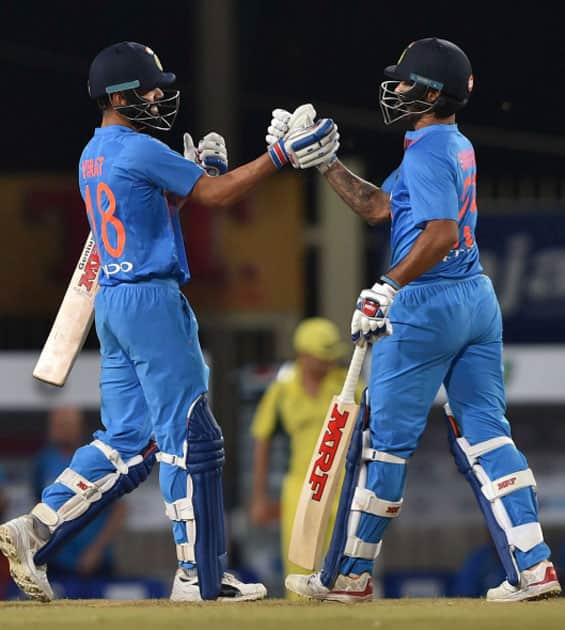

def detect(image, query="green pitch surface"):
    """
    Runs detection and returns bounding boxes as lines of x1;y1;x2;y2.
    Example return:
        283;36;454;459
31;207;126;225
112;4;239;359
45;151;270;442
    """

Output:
1;598;565;630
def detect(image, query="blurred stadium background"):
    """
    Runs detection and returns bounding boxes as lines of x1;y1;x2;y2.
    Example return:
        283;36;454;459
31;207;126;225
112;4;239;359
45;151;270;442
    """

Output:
1;0;564;601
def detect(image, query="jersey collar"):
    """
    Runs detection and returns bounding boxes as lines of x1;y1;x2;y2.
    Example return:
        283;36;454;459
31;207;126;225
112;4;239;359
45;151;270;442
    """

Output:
404;123;458;150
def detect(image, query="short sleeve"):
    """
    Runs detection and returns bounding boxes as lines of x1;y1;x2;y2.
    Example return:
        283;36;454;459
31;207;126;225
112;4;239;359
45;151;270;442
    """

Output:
404;145;459;227
250;382;283;440
124;136;205;197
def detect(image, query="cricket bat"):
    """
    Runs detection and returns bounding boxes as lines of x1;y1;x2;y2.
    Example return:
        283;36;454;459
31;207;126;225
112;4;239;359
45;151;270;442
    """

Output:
288;344;367;570
33;232;101;386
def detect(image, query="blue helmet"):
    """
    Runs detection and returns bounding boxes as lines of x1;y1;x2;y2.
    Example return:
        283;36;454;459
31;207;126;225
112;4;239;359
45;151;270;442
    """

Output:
88;42;179;131
380;38;474;125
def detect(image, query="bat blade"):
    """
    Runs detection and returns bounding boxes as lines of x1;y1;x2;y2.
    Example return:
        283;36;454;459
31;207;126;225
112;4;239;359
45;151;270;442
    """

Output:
33;233;101;386
288;395;360;570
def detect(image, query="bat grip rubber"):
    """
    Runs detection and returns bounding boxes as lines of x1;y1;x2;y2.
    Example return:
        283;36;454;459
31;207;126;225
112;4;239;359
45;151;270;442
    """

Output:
339;344;367;403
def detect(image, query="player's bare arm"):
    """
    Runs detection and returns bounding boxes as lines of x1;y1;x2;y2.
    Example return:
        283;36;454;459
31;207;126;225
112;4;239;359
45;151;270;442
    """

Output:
185;114;339;209
184;154;277;208
386;219;458;287
323;160;391;225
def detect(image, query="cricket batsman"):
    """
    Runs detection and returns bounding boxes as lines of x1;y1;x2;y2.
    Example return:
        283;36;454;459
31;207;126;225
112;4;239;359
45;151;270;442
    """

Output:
270;37;562;602
0;41;338;602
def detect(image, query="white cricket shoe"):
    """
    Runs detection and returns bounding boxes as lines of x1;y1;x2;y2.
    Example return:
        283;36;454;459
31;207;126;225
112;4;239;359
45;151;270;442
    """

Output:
486;560;561;602
170;569;267;602
0;515;53;602
285;571;373;602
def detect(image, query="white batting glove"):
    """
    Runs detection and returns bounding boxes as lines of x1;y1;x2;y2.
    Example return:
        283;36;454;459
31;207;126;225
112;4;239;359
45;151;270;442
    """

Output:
198;131;228;176
351;281;397;346
183;132;199;163
183;132;228;176
268;118;339;170
266;108;291;146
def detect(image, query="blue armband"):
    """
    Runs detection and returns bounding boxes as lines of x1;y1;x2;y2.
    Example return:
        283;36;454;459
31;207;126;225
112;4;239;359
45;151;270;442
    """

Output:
380;275;401;291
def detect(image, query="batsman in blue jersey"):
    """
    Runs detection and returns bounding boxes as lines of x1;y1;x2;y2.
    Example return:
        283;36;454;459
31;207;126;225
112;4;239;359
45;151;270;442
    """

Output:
0;41;339;603
280;38;561;602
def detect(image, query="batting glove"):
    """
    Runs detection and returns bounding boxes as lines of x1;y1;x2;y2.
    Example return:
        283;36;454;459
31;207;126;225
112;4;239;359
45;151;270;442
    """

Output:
269;118;339;170
351;280;397;346
183;132;199;163
183;131;228;176
266;104;317;146
198;132;228;176
266;108;292;146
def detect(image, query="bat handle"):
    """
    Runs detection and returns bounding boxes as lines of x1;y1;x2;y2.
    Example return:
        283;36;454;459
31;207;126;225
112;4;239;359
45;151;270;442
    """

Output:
339;344;368;403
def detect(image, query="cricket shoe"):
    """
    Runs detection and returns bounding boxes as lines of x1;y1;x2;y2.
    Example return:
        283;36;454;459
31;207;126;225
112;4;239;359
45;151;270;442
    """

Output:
285;571;373;602
0;515;53;602
486;560;561;602
170;568;267;602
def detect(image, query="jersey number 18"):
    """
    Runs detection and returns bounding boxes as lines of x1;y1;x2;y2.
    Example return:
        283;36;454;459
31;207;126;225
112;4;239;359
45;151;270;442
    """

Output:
84;182;125;258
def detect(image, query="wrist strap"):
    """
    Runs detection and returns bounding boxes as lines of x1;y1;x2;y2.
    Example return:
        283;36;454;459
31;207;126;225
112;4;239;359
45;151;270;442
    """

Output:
380;274;401;291
268;141;288;169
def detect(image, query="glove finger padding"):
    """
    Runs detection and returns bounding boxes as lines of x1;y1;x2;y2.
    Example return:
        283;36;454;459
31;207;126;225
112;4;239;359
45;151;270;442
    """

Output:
294;131;340;169
272;108;291;124
287;103;316;132
284;118;338;169
183;132;198;162
266;109;291;147
270;119;290;134
198;132;228;175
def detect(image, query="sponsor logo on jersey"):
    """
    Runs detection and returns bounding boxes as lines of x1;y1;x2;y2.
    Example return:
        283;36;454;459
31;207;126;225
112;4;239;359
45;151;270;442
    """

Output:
309;404;350;502
102;261;134;276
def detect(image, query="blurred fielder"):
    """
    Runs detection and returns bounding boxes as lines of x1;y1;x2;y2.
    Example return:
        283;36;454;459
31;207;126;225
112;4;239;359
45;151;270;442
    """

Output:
0;41;338;602
269;37;561;603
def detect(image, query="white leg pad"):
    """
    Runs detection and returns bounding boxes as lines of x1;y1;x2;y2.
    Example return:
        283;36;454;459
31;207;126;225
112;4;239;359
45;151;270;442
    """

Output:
156;443;188;470
163;476;196;565
165;498;194;521
31;444;148;532
507;522;544;552
455;425;544;566
176;543;196;563
91;439;128;474
363;448;407;465
481;469;537;501
351;487;403;518
344;537;382;560
343;430;405;562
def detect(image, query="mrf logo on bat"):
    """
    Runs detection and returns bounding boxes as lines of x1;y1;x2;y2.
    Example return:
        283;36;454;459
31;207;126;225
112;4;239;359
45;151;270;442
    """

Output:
77;239;100;292
308;404;350;501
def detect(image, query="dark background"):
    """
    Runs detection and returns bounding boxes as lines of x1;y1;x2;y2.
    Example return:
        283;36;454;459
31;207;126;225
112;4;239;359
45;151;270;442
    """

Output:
2;2;564;176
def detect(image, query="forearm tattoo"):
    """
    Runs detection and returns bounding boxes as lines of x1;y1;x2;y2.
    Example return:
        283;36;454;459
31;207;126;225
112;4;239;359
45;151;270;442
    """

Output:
324;161;390;224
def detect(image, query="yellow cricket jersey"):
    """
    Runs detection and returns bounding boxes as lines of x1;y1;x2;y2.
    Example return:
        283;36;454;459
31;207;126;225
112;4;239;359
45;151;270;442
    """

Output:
251;362;364;480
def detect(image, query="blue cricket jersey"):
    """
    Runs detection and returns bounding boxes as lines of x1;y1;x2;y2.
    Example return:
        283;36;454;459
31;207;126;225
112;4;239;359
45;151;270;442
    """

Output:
78;125;204;286
384;123;482;283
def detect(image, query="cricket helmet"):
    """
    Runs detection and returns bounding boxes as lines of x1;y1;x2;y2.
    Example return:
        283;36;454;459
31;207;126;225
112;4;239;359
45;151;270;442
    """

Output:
88;41;179;131
379;37;474;125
